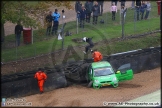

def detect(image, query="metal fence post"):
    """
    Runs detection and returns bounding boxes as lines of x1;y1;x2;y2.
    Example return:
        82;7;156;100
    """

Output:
61;23;66;50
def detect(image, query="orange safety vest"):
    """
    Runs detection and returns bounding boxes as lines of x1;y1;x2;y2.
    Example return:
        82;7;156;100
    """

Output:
92;51;103;62
34;71;47;81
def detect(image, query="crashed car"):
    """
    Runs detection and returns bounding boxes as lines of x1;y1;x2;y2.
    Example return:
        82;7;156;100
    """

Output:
87;61;134;89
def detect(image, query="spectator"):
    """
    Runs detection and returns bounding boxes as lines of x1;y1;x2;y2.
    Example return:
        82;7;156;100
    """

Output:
82;37;94;54
15;20;23;46
75;1;82;23
85;1;93;23
111;0;118;6
140;2;147;20
45;11;53;36
97;0;104;16
79;6;86;28
135;0;141;21
92;1;100;24
34;68;47;94
110;2;117;21
52;9;60;36
144;1;151;20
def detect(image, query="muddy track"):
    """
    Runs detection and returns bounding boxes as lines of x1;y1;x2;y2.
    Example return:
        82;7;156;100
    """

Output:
21;67;160;107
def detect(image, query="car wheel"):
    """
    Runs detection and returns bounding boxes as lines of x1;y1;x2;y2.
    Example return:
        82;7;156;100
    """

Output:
113;83;118;88
93;85;100;89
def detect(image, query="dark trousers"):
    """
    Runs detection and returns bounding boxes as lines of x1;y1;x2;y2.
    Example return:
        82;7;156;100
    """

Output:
86;13;91;23
93;16;98;24
46;26;52;36
15;34;21;46
85;44;94;53
77;13;80;23
99;3;103;15
144;10;150;19
140;12;144;20
80;18;85;28
52;21;59;35
136;7;140;21
112;11;116;20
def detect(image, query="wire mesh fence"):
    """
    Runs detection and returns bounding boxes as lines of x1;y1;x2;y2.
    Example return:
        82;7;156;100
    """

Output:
1;1;161;74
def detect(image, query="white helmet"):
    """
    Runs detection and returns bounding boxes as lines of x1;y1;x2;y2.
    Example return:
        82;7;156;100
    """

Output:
83;37;87;42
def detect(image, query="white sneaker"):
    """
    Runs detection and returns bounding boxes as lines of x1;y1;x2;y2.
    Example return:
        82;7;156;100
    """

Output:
83;51;86;54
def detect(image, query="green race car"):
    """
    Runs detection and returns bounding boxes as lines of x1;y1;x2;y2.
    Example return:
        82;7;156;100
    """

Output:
87;61;134;89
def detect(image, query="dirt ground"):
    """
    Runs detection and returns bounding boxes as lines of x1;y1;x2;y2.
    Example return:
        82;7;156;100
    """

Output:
2;2;161;107
19;67;161;107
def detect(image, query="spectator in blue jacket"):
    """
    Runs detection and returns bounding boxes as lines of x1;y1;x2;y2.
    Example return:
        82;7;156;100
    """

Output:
140;2;147;20
79;6;86;28
52;9;60;36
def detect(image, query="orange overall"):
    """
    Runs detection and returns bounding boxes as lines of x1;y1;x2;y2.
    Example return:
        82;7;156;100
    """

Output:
34;71;47;92
92;51;103;62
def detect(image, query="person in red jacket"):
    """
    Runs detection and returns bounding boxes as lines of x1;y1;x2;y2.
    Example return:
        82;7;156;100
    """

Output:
34;68;47;94
91;49;103;62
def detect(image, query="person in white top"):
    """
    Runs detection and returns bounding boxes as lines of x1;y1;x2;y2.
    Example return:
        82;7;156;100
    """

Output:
144;1;151;20
110;2;117;21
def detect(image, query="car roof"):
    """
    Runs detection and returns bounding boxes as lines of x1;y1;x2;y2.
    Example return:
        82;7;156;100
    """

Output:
91;61;111;69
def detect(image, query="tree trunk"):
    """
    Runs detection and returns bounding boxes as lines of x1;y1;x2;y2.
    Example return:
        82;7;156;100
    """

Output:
1;22;5;42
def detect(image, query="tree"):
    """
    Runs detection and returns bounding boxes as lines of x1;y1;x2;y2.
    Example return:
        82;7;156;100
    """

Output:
1;1;73;41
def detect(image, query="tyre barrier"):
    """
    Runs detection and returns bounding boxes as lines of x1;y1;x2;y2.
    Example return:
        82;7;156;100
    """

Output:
108;46;161;73
63;46;161;82
1;69;67;98
1;46;161;98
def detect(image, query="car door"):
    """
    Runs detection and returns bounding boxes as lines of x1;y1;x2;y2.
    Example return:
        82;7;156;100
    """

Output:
115;63;133;82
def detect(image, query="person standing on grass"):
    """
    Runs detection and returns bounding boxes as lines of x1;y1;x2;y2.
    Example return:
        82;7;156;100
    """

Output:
75;1;82;23
135;0;141;21
79;6;86;28
140;2;147;20
52;9;60;36
92;1;100;25
97;0;104;16
85;1;93;23
144;1;151;20
15;20;23;46
110;2;117;21
45;11;53;36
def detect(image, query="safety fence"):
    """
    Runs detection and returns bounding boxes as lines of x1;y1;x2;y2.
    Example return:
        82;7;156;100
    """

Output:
1;29;160;75
1;1;161;63
1;46;161;98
